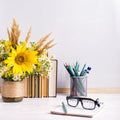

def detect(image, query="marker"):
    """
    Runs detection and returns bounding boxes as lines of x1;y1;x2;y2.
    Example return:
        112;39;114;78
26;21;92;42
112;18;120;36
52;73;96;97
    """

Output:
62;102;67;114
80;64;86;76
83;67;91;76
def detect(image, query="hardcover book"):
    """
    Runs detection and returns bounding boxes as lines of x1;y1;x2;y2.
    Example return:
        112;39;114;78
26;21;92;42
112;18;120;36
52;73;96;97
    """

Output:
49;59;58;97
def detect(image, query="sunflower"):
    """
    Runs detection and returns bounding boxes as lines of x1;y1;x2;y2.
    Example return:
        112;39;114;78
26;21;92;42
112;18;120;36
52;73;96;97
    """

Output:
5;41;38;75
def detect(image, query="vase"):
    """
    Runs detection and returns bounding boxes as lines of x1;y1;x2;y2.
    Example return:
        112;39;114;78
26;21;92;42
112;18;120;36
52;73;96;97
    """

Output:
1;80;24;102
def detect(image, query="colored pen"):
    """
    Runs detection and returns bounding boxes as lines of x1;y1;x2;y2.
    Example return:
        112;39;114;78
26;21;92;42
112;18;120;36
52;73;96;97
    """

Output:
64;64;75;76
62;102;67;113
80;64;86;76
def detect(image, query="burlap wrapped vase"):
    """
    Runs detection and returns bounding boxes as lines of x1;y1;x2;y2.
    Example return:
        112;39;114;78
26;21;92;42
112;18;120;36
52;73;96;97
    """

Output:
1;80;24;102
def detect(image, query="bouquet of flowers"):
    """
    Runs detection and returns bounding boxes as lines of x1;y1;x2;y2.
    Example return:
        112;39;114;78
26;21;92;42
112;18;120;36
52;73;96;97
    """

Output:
0;19;56;81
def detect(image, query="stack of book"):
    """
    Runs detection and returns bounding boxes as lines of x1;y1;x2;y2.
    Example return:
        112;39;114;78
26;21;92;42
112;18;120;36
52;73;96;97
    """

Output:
24;59;58;98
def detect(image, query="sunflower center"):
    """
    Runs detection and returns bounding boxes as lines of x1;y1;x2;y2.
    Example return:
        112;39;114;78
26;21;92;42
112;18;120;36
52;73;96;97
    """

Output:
15;55;25;65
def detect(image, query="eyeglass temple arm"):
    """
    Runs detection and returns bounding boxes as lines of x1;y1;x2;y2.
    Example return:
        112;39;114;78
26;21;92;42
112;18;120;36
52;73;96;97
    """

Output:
95;98;101;107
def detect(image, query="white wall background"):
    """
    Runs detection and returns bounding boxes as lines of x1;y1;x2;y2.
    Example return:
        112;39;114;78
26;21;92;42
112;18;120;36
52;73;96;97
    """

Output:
0;0;120;88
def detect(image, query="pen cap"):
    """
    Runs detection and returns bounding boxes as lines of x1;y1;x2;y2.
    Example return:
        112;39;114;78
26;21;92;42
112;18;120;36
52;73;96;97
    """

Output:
87;67;91;71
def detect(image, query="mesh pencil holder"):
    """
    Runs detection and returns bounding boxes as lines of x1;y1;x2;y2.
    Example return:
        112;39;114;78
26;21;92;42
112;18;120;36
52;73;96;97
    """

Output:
70;76;87;96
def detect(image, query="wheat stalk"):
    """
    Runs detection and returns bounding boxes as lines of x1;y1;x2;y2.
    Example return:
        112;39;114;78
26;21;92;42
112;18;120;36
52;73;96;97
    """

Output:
7;19;56;53
35;32;52;50
41;39;55;50
37;39;57;56
35;33;56;55
7;18;20;48
25;27;32;43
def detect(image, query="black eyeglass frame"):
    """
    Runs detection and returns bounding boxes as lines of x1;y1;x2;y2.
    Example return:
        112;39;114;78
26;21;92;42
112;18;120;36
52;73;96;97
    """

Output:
66;96;100;110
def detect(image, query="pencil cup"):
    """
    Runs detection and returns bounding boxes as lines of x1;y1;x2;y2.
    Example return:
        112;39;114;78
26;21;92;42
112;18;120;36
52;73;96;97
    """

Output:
70;76;87;96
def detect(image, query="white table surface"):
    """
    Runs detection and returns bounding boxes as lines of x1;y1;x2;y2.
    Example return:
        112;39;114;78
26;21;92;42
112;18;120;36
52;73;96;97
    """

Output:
0;93;120;120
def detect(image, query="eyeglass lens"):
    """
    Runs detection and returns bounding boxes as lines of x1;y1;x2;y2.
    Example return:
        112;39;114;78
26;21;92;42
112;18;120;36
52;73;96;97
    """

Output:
67;99;78;107
82;99;95;109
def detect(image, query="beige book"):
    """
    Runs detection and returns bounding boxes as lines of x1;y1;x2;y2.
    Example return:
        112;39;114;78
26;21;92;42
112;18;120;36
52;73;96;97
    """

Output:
41;75;48;97
49;59;58;97
38;74;42;98
34;74;39;98
31;75;35;98
29;75;32;98
24;77;28;98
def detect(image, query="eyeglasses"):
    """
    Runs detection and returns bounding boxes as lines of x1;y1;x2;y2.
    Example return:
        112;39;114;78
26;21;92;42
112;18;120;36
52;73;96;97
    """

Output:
66;96;101;110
